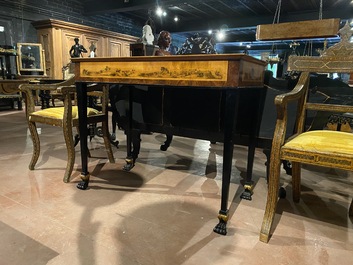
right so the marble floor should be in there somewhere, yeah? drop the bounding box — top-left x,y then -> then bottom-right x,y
0,107 -> 353,265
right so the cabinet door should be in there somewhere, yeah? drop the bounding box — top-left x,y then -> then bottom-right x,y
108,39 -> 124,57
37,28 -> 52,77
122,43 -> 131,57
62,31 -> 81,67
83,35 -> 103,57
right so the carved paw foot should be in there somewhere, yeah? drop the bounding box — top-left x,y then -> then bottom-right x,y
160,144 -> 169,151
240,182 -> 254,200
123,158 -> 135,172
279,187 -> 286,199
240,189 -> 253,200
77,180 -> 89,190
95,126 -> 103,137
213,220 -> 227,235
111,140 -> 119,148
283,160 -> 292,175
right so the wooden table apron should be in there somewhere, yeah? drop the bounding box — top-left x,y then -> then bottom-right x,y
72,54 -> 266,234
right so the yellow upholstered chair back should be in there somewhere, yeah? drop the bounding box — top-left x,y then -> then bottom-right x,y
260,22 -> 353,243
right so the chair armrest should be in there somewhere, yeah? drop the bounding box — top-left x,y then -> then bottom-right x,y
274,72 -> 310,109
57,83 -> 108,113
19,77 -> 76,115
271,72 -> 311,151
57,85 -> 76,95
19,77 -> 75,93
57,83 -> 102,94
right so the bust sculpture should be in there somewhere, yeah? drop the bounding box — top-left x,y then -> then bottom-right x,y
155,31 -> 172,56
142,24 -> 154,45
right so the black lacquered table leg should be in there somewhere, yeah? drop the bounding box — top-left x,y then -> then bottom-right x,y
76,82 -> 90,190
214,89 -> 238,235
123,86 -> 135,171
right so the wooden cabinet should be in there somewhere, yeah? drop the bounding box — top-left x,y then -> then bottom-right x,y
32,19 -> 138,79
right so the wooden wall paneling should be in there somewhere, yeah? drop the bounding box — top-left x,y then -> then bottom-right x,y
100,37 -> 108,57
33,19 -> 139,79
62,30 -> 82,69
52,28 -> 64,79
122,43 -> 131,57
108,39 -> 123,57
83,35 -> 102,57
37,28 -> 52,77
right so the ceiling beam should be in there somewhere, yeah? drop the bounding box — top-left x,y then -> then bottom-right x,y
167,7 -> 352,33
235,0 -> 259,15
83,0 -> 183,14
202,2 -> 228,17
83,0 -> 218,15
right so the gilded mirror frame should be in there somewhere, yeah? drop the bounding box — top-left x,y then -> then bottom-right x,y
16,43 -> 46,76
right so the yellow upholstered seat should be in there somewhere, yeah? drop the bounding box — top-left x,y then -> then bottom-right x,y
260,22 -> 353,243
30,106 -> 99,121
282,130 -> 353,170
20,78 -> 114,183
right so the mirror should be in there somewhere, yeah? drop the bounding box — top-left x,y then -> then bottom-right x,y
16,43 -> 46,76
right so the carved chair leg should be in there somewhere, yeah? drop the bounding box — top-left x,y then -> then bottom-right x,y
102,120 -> 115,163
63,124 -> 75,183
28,121 -> 40,170
291,162 -> 301,203
260,157 -> 281,243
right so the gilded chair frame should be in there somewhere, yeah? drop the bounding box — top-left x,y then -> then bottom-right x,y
20,77 -> 115,182
260,22 -> 353,243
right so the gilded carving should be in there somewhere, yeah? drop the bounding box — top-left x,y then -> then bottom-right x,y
282,150 -> 353,169
288,22 -> 353,72
0,47 -> 16,54
317,156 -> 352,166
281,151 -> 315,161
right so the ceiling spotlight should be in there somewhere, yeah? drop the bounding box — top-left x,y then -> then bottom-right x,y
217,31 -> 225,41
174,16 -> 179,22
163,11 -> 167,16
156,7 -> 163,16
208,30 -> 212,35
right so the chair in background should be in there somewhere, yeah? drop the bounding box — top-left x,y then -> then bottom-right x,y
0,79 -> 28,110
20,78 -> 115,183
260,22 -> 353,243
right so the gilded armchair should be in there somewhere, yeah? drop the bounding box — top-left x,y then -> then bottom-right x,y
260,22 -> 353,243
20,77 -> 115,183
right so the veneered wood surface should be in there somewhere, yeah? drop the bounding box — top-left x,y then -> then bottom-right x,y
256,18 -> 340,40
72,54 -> 266,88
